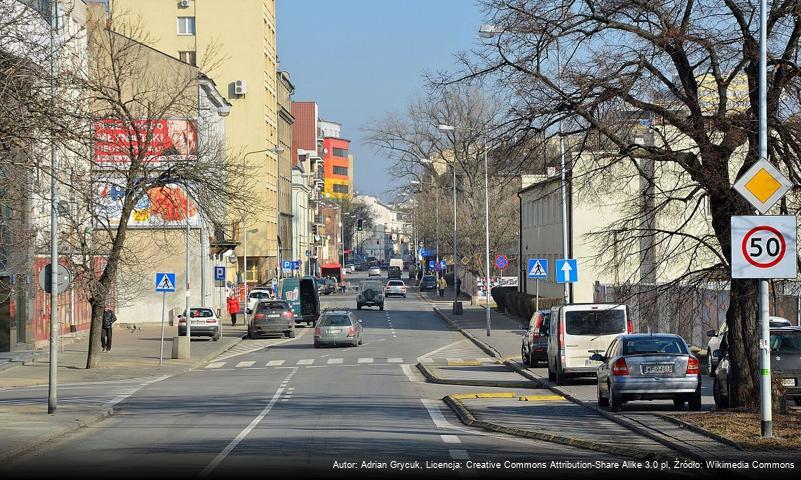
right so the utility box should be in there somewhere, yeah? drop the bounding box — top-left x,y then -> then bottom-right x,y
172,336 -> 189,359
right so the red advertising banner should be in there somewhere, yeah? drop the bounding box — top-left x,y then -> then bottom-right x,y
94,119 -> 198,166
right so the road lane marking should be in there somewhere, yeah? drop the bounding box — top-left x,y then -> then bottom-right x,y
357,357 -> 373,363
446,357 -> 463,363
518,395 -> 563,401
297,359 -> 314,365
387,358 -> 403,363
200,368 -> 296,477
205,362 -> 226,369
420,357 -> 434,364
449,449 -> 470,460
212,328 -> 309,361
235,361 -> 255,368
421,399 -> 451,429
105,375 -> 169,408
327,358 -> 344,364
266,360 -> 285,367
401,364 -> 423,383
440,435 -> 462,444
417,339 -> 469,362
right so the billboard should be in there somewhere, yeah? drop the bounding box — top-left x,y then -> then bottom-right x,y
94,119 -> 198,167
96,180 -> 199,228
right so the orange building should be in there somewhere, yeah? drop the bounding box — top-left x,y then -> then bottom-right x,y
322,136 -> 352,199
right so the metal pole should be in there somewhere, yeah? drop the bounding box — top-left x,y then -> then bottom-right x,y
185,184 -> 191,350
47,1 -> 59,415
452,164 -> 458,304
159,292 -> 166,366
484,143 -> 491,336
758,0 -> 772,438
557,40 -> 570,306
536,279 -> 540,311
435,184 -> 439,269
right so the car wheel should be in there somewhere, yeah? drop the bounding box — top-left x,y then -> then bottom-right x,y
609,384 -> 623,412
554,359 -> 564,385
379,304 -> 384,311
287,329 -> 296,338
521,347 -> 530,366
673,398 -> 687,410
713,376 -> 729,408
597,382 -> 609,407
708,356 -> 717,377
357,304 -> 362,310
688,393 -> 702,411
547,362 -> 556,382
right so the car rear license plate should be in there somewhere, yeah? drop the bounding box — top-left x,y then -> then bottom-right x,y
643,364 -> 674,374
268,314 -> 280,318
781,378 -> 797,387
584,359 -> 600,367
191,321 -> 203,326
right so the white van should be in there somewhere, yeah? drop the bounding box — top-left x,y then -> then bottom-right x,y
547,303 -> 631,384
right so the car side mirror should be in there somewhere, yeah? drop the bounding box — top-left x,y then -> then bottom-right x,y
589,353 -> 605,362
706,329 -> 717,338
712,349 -> 723,359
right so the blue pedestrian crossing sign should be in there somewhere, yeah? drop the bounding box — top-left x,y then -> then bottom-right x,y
555,259 -> 578,283
155,272 -> 176,293
214,266 -> 226,282
527,259 -> 548,279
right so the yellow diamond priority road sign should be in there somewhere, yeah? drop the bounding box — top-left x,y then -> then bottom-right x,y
733,159 -> 793,214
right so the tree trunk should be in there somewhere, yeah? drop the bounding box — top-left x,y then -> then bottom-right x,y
726,278 -> 761,408
85,300 -> 105,369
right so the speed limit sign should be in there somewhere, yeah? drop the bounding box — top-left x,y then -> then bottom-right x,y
731,216 -> 797,279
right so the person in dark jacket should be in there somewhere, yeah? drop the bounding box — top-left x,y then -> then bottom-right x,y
101,308 -> 117,352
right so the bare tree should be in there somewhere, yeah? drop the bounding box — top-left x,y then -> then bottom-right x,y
447,0 -> 801,407
366,86 -> 523,279
334,196 -> 376,254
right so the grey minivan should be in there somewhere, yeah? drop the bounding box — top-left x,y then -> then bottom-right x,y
314,311 -> 363,348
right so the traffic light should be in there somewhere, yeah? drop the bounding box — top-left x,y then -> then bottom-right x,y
357,219 -> 363,231
312,225 -> 319,235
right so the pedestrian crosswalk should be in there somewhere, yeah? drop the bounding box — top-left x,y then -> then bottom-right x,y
203,357 -> 410,369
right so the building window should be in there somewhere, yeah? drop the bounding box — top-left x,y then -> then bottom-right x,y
333,184 -> 349,194
332,147 -> 348,158
177,16 -> 196,35
178,51 -> 196,66
333,166 -> 348,176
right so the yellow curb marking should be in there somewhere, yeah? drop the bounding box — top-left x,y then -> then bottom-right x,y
446,360 -> 481,366
452,392 -> 516,399
518,395 -> 564,401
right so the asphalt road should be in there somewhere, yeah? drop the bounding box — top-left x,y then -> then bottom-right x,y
4,274 -> 684,479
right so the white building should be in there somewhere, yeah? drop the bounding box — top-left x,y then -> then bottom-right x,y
356,195 -> 411,261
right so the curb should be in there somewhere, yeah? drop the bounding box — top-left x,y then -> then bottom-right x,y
442,394 -> 674,462
430,306 -> 707,463
0,406 -> 115,465
653,412 -> 745,451
416,363 -> 540,389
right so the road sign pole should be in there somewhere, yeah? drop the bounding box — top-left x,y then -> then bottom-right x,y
758,0 -> 772,439
159,292 -> 166,366
535,279 -> 539,312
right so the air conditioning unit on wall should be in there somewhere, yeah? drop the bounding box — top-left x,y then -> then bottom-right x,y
234,80 -> 248,96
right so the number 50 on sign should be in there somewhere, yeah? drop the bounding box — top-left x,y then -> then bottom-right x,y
731,216 -> 797,279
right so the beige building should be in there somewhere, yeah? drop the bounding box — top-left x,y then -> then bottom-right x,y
111,0 -> 282,283
277,70 -> 294,271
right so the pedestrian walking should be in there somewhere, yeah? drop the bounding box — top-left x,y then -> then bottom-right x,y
101,307 -> 117,352
437,276 -> 446,297
227,294 -> 240,326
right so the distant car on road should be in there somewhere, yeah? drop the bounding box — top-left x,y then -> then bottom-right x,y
318,278 -> 336,295
419,275 -> 437,292
522,310 -> 550,367
314,310 -> 363,348
246,288 -> 274,314
714,326 -> 801,408
357,280 -> 384,310
248,300 -> 296,339
706,316 -> 792,377
593,333 -> 702,412
344,264 -> 355,273
177,307 -> 221,341
368,266 -> 381,277
384,280 -> 407,298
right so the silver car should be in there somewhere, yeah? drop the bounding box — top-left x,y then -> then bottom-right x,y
314,311 -> 363,348
384,280 -> 407,298
368,266 -> 381,277
593,334 -> 702,412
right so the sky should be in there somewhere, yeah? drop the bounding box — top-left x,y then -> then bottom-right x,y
276,0 -> 484,200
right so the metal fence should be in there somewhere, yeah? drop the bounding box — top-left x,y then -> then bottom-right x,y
593,281 -> 801,348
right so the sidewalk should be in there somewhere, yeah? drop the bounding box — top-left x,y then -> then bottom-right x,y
0,321 -> 246,464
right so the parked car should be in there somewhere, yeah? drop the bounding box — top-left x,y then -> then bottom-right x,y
368,266 -> 381,277
547,303 -> 632,384
248,300 -> 296,339
277,276 -> 320,325
714,326 -> 801,408
314,310 -> 363,348
384,280 -> 407,298
706,316 -> 792,376
522,310 -> 551,367
357,280 -> 384,310
344,264 -> 355,274
246,288 -> 274,314
419,275 -> 437,292
593,334 -> 702,412
318,278 -> 336,296
177,307 -> 221,341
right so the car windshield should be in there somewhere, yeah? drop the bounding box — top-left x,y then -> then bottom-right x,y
249,291 -> 271,299
387,281 -> 404,286
257,301 -> 289,311
622,337 -> 688,355
320,315 -> 352,326
422,276 -> 435,282
770,332 -> 801,352
565,310 -> 626,336
188,308 -> 214,318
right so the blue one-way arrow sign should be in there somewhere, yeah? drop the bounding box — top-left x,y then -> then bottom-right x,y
527,258 -> 548,279
555,259 -> 578,283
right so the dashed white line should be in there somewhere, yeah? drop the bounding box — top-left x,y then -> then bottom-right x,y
297,359 -> 314,365
387,358 -> 403,363
449,449 -> 470,460
235,361 -> 255,368
205,362 -> 225,369
358,357 -> 374,363
441,435 -> 462,444
266,360 -> 285,367
327,358 -> 344,364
